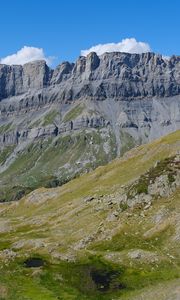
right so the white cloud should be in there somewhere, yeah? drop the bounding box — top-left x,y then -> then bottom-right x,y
81,38 -> 151,56
0,46 -> 53,66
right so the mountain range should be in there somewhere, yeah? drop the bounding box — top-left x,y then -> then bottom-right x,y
0,51 -> 180,201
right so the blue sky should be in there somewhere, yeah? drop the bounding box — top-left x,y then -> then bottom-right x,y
0,0 -> 179,66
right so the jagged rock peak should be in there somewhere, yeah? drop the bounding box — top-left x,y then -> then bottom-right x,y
51,61 -> 74,84
86,52 -> 100,71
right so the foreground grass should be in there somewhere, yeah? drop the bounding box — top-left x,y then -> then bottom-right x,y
0,130 -> 179,299
1,252 -> 179,300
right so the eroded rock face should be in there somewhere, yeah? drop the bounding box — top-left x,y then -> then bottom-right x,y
0,64 -> 23,99
0,52 -> 180,121
51,61 -> 74,84
0,60 -> 52,100
0,52 -> 179,186
0,52 -> 180,102
23,60 -> 52,90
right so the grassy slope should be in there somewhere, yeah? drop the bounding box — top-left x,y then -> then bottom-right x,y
0,130 -> 179,300
0,129 -> 117,201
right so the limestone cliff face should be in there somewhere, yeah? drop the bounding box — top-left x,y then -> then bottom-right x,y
0,52 -> 179,173
0,52 -> 180,102
0,60 -> 52,100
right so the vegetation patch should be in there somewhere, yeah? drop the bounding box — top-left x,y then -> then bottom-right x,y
0,253 -> 179,300
29,118 -> 42,128
0,123 -> 12,134
120,130 -> 136,156
90,224 -> 174,252
0,130 -> 116,201
0,146 -> 15,165
39,256 -> 127,299
42,110 -> 60,126
0,185 -> 33,202
63,103 -> 85,122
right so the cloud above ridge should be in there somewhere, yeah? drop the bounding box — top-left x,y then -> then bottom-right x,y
0,46 -> 53,66
0,39 -> 152,66
81,38 -> 151,56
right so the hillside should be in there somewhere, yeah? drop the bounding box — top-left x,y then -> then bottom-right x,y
0,130 -> 179,300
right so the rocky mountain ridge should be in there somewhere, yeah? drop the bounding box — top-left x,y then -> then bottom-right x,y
0,52 -> 180,103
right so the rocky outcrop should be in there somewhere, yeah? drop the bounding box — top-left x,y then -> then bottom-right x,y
0,60 -> 52,100
89,154 -> 180,214
124,154 -> 180,209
